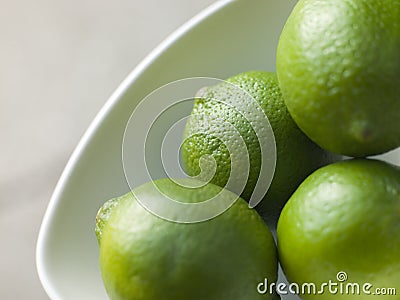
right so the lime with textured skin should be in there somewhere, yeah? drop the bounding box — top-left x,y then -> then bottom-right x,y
277,159 -> 400,299
182,71 -> 338,223
277,0 -> 400,157
98,178 -> 279,300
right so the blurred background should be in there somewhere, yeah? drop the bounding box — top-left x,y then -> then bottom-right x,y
0,0 -> 215,298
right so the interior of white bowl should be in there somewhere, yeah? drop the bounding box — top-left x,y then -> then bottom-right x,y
36,0 -> 400,299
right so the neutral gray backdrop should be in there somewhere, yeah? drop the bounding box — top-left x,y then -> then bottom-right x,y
1,0 -> 215,298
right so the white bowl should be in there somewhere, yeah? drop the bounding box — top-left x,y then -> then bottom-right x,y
36,0 -> 400,299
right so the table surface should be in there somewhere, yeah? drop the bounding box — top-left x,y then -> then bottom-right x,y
0,0 -> 215,298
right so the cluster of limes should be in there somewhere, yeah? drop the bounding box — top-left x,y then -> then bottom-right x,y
96,0 -> 400,299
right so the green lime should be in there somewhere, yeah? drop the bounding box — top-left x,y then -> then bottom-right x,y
95,195 -> 121,243
276,0 -> 400,157
97,178 -> 279,300
181,71 -> 338,223
277,159 -> 400,299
